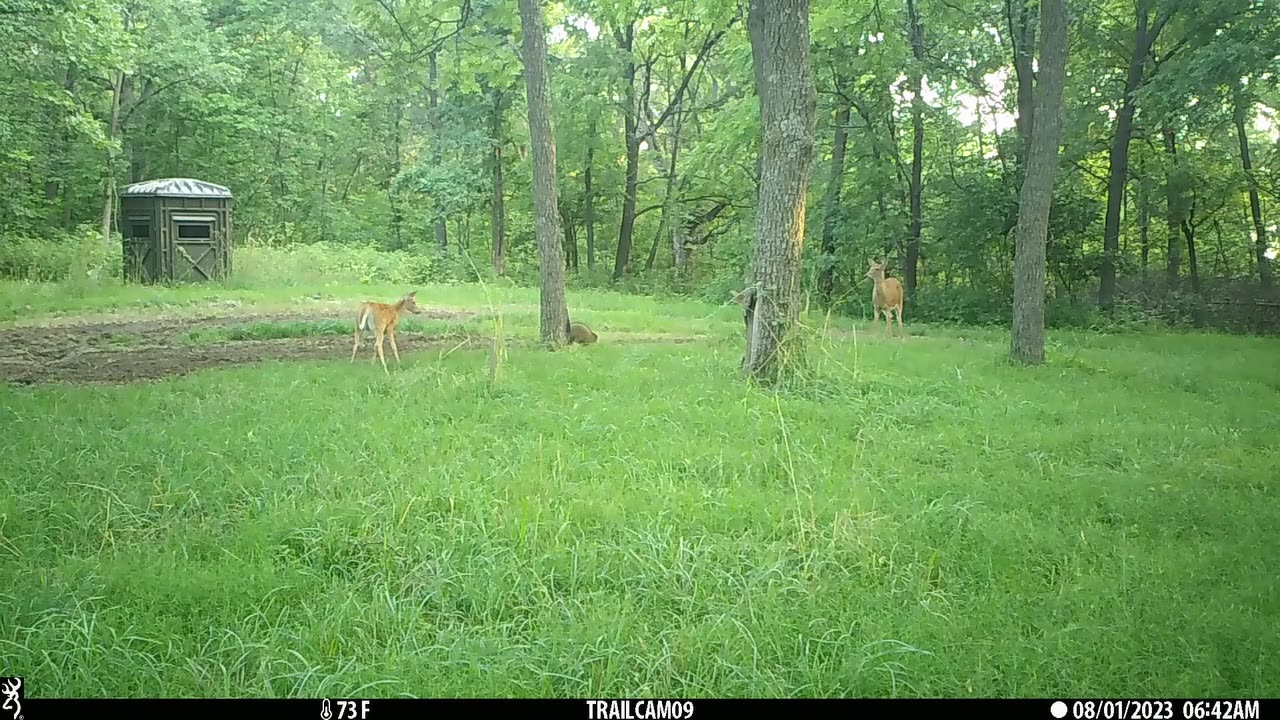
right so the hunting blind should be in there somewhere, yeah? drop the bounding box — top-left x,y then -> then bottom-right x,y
119,178 -> 233,283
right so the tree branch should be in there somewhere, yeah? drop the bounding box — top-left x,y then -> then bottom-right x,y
371,0 -> 472,64
119,76 -> 196,126
648,22 -> 733,133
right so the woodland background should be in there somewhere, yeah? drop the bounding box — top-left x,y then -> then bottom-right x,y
2,0 -> 1278,333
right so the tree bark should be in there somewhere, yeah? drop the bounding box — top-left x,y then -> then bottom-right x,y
817,101 -> 850,307
904,0 -> 926,302
1007,0 -> 1038,175
1010,0 -> 1070,365
1233,82 -> 1272,291
518,0 -> 569,346
1099,0 -> 1162,308
100,70 -> 125,251
490,87 -> 506,275
612,23 -> 639,280
742,0 -> 817,383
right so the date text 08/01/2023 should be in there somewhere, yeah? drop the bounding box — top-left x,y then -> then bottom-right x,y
1054,700 -> 1262,720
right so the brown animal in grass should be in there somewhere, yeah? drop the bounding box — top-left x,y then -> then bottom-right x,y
351,290 -> 423,373
865,259 -> 904,337
566,319 -> 598,344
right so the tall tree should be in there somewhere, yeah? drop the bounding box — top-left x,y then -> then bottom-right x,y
429,50 -> 448,252
1098,0 -> 1168,308
584,139 -> 596,272
1010,0 -> 1071,364
517,0 -> 569,346
611,14 -> 729,280
1163,127 -> 1184,287
99,68 -> 126,253
1232,80 -> 1272,292
489,84 -> 507,275
611,20 -> 640,281
1007,0 -> 1039,175
817,96 -> 850,308
741,0 -> 817,382
903,0 -> 927,302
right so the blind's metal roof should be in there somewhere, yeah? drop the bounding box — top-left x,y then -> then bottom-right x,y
120,178 -> 232,198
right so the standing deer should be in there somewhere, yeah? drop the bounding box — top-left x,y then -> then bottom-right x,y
351,290 -> 423,373
865,258 -> 904,337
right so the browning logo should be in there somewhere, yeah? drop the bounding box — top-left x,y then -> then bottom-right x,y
0,677 -> 21,720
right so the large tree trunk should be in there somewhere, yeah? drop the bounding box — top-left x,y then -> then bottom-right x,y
518,0 -> 569,346
1010,0 -> 1070,365
584,137 -> 596,271
490,87 -> 506,275
1099,0 -> 1161,308
817,100 -> 850,307
612,24 -> 639,280
429,52 -> 448,251
1233,83 -> 1272,291
1162,128 -> 1183,289
742,0 -> 817,383
904,0 -> 926,302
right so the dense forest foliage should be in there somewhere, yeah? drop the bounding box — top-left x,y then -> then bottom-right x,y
2,0 -> 1278,332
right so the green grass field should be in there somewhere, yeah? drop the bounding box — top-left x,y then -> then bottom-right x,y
1,278 -> 1277,698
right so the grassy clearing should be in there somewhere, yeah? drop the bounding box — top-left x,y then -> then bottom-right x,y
0,277 -> 538,324
180,317 -> 473,346
0,276 -> 742,338
1,284 -> 1278,698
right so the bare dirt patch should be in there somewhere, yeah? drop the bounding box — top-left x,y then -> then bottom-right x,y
0,307 -> 711,386
0,306 -> 476,386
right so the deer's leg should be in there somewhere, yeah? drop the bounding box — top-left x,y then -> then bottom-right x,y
389,329 -> 401,366
374,329 -> 389,374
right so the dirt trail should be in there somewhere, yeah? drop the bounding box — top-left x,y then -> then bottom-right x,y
0,307 -> 476,386
0,306 -> 709,386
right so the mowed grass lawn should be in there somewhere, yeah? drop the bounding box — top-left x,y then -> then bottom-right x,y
1,281 -> 1278,697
